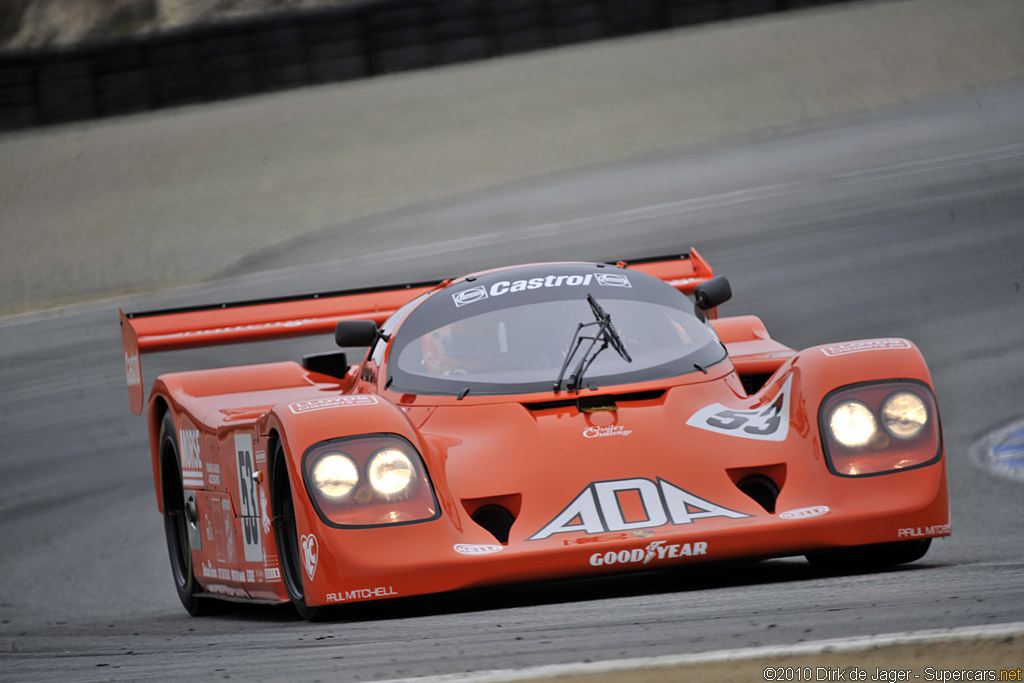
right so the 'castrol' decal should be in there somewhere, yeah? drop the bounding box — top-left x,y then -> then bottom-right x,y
528,477 -> 747,541
686,376 -> 792,442
452,272 -> 631,307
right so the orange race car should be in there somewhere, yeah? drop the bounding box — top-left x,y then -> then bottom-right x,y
120,251 -> 949,620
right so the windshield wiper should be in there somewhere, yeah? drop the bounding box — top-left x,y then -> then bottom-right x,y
553,294 -> 632,394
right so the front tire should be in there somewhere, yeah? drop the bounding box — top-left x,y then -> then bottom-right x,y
159,411 -> 224,616
270,439 -> 330,621
805,539 -> 932,574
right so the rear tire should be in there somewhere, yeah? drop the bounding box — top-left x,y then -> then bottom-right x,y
805,539 -> 931,574
159,411 -> 225,616
270,440 -> 330,621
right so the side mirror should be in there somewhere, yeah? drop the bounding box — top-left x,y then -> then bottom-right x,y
694,276 -> 732,310
335,320 -> 381,347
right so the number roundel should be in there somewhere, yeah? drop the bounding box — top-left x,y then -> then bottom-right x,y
686,377 -> 792,442
234,434 -> 263,562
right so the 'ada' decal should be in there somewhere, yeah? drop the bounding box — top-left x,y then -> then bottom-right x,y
686,376 -> 792,442
528,477 -> 747,541
301,533 -> 318,580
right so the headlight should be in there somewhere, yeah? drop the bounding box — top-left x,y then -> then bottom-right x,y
881,391 -> 928,439
368,448 -> 414,495
302,434 -> 439,528
819,380 -> 942,477
311,453 -> 359,500
829,400 -> 877,447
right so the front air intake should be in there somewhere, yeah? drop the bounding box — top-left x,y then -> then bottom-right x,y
736,474 -> 780,513
463,493 -> 522,544
471,506 -> 515,544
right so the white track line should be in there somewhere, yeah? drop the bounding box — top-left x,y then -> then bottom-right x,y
374,622 -> 1024,683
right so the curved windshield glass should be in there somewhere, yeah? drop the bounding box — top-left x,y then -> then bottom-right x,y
386,265 -> 726,396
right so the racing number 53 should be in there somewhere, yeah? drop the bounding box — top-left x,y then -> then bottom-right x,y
234,433 -> 263,562
705,396 -> 783,436
685,376 -> 792,442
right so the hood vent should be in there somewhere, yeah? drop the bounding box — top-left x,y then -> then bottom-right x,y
523,389 -> 665,413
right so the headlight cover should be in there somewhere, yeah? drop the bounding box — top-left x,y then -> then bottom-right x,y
311,453 -> 360,500
881,391 -> 928,439
368,448 -> 415,495
302,434 -> 438,528
819,380 -> 941,477
828,400 -> 877,448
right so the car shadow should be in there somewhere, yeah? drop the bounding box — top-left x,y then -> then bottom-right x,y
209,556 -> 942,624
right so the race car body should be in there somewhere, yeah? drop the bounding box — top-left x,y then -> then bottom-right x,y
120,250 -> 949,619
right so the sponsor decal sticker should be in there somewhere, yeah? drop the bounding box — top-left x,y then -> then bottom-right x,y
326,586 -> 398,603
667,277 -> 702,288
260,488 -> 271,534
821,339 -> 912,357
288,395 -> 378,414
779,505 -> 830,520
686,376 -> 792,442
179,428 -> 204,488
454,544 -> 504,555
898,523 -> 950,539
595,272 -> 631,288
301,533 -> 318,580
265,567 -> 281,581
563,530 -> 655,546
529,477 -> 748,541
582,424 -> 632,439
125,352 -> 141,387
451,272 -> 632,307
452,285 -> 489,307
207,462 -> 221,486
163,318 -> 322,340
589,540 -> 708,567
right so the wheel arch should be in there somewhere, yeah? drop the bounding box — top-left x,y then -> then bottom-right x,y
148,394 -> 171,513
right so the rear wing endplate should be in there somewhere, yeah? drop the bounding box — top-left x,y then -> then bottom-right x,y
120,249 -> 715,415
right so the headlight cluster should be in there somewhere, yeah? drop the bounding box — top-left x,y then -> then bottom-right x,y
820,381 -> 940,477
303,435 -> 438,528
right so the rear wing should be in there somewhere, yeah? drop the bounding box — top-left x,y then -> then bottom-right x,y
120,249 -> 716,414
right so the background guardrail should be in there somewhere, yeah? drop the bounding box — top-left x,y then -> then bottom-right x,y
0,0 -> 855,131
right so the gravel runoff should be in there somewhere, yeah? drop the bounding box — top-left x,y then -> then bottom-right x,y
511,635 -> 1024,683
1,0 -> 1023,316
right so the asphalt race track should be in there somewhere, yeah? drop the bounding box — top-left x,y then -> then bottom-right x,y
1,75 -> 1023,681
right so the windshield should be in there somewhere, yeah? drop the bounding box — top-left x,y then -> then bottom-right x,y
386,265 -> 727,396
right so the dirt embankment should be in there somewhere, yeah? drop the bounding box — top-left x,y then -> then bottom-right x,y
0,0 -> 354,50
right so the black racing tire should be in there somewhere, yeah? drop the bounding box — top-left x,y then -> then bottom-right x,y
159,411 -> 225,615
270,439 -> 331,621
805,539 -> 932,574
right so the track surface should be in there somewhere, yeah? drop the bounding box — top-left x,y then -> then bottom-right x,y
3,0 -> 1023,315
1,78 -> 1023,681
